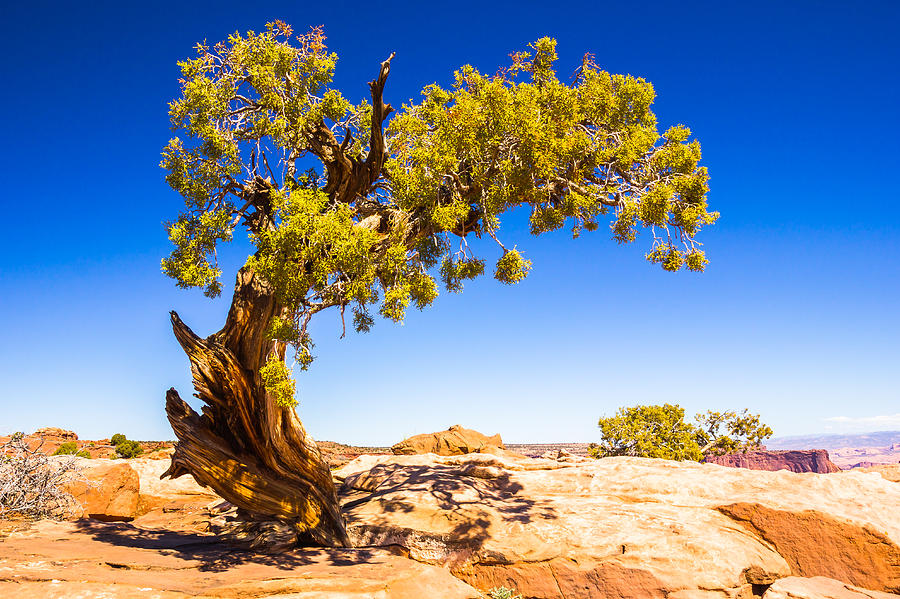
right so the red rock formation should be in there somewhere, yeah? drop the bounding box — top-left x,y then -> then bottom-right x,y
704,449 -> 841,473
718,503 -> 900,593
63,462 -> 141,522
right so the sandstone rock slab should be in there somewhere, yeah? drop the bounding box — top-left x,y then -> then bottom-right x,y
0,519 -> 481,599
763,576 -> 900,599
335,454 -> 900,598
857,464 -> 900,483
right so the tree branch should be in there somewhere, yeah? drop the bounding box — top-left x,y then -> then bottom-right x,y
365,52 -> 396,183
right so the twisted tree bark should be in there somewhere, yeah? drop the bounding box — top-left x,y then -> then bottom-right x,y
162,267 -> 350,549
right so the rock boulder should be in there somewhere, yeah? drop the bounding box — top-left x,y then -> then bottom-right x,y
391,424 -> 505,456
63,461 -> 140,521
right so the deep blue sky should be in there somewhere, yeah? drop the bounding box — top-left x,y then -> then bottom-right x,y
1,1 -> 897,444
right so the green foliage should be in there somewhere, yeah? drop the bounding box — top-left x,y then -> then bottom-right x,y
115,440 -> 143,459
49,443 -> 90,459
488,587 -> 522,599
695,409 -> 774,456
52,442 -> 79,456
440,256 -> 485,292
592,404 -> 772,461
260,353 -> 298,406
110,434 -> 126,446
592,404 -> 702,461
494,249 -> 532,284
162,24 -> 717,407
386,41 -> 716,268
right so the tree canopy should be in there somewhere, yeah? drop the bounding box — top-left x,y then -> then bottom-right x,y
590,404 -> 773,461
161,22 -> 717,402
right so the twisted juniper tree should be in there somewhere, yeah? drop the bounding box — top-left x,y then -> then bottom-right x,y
160,22 -> 717,548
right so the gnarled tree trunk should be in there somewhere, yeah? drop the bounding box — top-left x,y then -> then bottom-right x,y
162,267 -> 349,549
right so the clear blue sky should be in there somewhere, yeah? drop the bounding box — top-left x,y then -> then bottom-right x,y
1,1 -> 897,444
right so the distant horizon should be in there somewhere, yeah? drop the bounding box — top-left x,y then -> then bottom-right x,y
4,425 -> 900,449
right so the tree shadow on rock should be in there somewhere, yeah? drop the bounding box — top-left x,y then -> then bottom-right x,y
70,517 -> 380,572
341,462 -> 559,558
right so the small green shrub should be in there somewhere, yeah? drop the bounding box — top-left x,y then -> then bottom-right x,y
53,442 -> 79,456
115,440 -> 143,459
488,587 -> 522,599
75,450 -> 91,459
110,433 -> 126,446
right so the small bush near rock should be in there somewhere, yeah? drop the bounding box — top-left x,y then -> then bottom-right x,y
108,433 -> 143,459
115,439 -> 142,459
52,442 -> 91,459
0,432 -> 83,519
53,442 -> 79,456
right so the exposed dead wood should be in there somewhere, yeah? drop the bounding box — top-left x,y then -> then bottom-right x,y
162,267 -> 350,548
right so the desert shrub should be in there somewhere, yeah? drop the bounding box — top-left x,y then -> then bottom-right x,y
592,403 -> 772,461
694,409 -> 774,456
115,439 -> 143,459
110,433 -> 126,446
592,403 -> 703,461
75,450 -> 91,459
52,442 -> 79,456
488,587 -> 522,599
0,433 -> 83,519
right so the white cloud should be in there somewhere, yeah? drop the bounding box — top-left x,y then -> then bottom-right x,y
823,413 -> 900,429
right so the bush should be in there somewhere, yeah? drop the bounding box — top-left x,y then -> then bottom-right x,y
1,433 -> 83,519
115,440 -> 143,459
592,403 -> 703,461
694,409 -> 774,456
109,433 -> 143,459
592,403 -> 772,461
52,442 -> 79,456
52,443 -> 91,459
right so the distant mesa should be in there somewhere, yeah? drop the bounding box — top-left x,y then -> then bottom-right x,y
704,449 -> 841,474
767,431 -> 900,470
767,431 -> 900,451
0,428 -> 174,460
